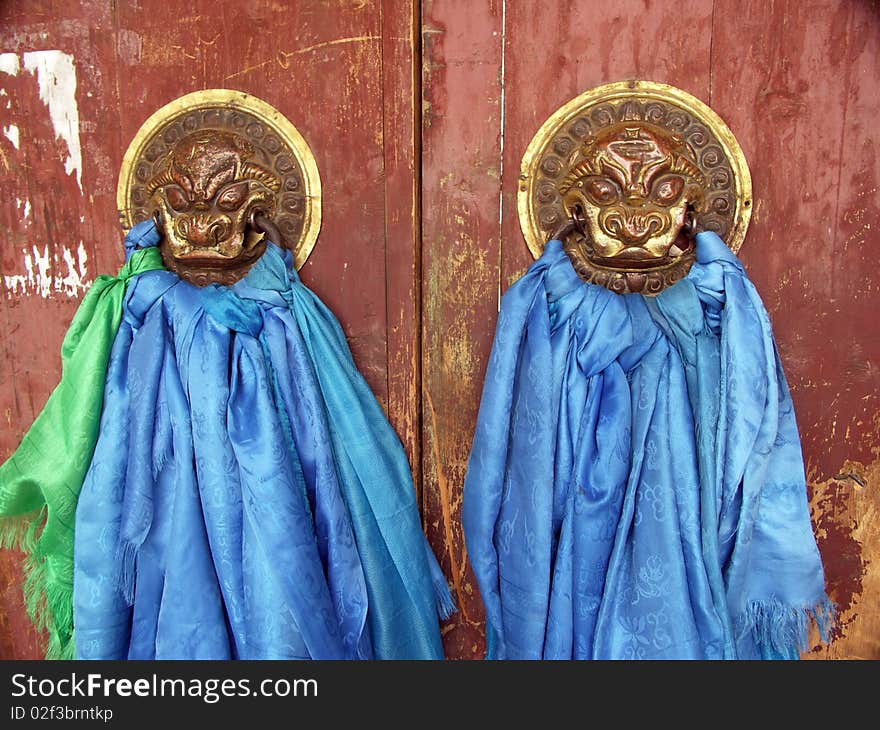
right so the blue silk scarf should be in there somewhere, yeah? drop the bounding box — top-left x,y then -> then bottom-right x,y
462,232 -> 831,660
74,229 -> 452,660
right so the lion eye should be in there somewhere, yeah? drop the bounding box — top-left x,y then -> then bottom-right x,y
584,177 -> 620,206
215,181 -> 249,212
651,175 -> 684,204
164,185 -> 190,212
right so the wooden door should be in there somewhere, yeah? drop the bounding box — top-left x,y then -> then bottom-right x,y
0,0 -> 422,658
1,0 -> 877,660
420,0 -> 880,660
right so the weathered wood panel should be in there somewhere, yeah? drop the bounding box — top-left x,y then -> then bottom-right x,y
0,0 -> 123,662
0,0 -> 420,659
420,0 -> 503,659
421,0 -> 880,659
709,0 -> 880,659
1,0 -> 877,661
383,0 -> 423,495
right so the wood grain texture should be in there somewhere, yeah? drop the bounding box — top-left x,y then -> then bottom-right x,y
422,0 -> 880,659
382,0 -> 423,495
707,0 -> 880,659
419,0 -> 504,659
0,0 -> 420,659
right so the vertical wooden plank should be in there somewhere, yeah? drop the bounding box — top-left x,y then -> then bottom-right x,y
382,0 -> 422,486
0,0 -> 121,660
420,0 -> 503,659
0,0 -> 417,658
711,0 -> 880,659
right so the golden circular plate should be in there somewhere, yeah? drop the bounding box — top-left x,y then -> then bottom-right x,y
117,89 -> 321,270
518,80 -> 752,260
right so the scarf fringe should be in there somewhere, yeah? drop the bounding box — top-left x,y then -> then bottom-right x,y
151,400 -> 173,481
432,572 -> 457,621
0,508 -> 75,659
738,595 -> 836,659
0,510 -> 41,553
46,630 -> 76,660
151,441 -> 172,482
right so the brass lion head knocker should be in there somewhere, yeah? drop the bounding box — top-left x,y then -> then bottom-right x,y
148,130 -> 280,282
118,90 -> 321,286
521,81 -> 751,295
560,123 -> 704,270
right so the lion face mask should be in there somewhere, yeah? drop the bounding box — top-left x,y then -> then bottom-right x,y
148,130 -> 280,285
560,123 -> 704,277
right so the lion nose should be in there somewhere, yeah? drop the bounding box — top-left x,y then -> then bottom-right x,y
175,215 -> 232,246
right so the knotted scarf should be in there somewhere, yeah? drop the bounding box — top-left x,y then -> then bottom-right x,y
72,237 -> 452,659
462,231 -> 831,660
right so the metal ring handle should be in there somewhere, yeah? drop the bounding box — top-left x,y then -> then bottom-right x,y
248,209 -> 284,247
549,203 -> 588,243
682,203 -> 701,238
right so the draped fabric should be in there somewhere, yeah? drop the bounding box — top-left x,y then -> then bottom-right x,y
462,232 -> 831,660
73,235 -> 452,660
0,220 -> 164,659
3,221 -> 451,659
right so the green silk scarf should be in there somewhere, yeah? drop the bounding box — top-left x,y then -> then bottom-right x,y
0,247 -> 164,659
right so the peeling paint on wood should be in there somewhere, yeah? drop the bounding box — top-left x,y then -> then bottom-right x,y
420,0 -> 505,659
3,242 -> 89,298
806,456 -> 878,658
382,0 -> 423,488
0,0 -> 877,661
423,0 -> 880,660
22,50 -> 83,191
0,0 -> 418,659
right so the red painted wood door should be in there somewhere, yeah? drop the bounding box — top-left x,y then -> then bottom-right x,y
1,0 -> 878,660
0,0 -> 421,659
421,0 -> 880,660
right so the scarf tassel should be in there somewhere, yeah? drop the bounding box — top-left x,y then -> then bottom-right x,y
739,595 -> 836,659
422,539 -> 456,621
1,508 -> 75,659
116,539 -> 140,607
433,573 -> 457,621
0,510 -> 41,553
